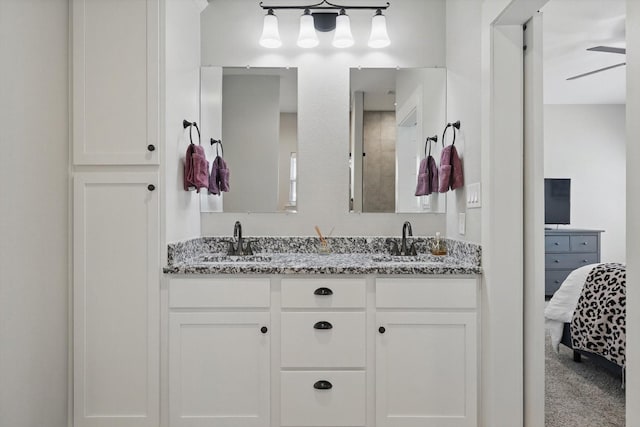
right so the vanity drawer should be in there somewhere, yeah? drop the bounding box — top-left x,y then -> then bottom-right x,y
281,278 -> 366,308
545,235 -> 570,252
376,278 -> 477,309
169,278 -> 270,308
545,253 -> 599,270
570,235 -> 598,252
280,371 -> 366,427
281,312 -> 365,368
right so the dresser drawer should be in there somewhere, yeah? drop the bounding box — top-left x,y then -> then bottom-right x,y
280,371 -> 366,426
281,312 -> 365,368
545,235 -> 570,252
376,278 -> 477,309
570,235 -> 598,252
545,253 -> 599,270
545,269 -> 572,295
281,278 -> 366,308
169,278 -> 270,308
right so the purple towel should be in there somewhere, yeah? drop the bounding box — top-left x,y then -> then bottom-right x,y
184,144 -> 209,193
415,155 -> 439,196
438,145 -> 464,193
209,155 -> 230,195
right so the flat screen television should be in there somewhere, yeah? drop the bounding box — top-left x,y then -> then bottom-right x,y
545,178 -> 571,225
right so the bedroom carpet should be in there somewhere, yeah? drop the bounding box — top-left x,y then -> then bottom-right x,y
545,334 -> 625,427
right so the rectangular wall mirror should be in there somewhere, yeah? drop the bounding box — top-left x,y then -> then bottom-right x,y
349,67 -> 447,214
200,66 -> 298,213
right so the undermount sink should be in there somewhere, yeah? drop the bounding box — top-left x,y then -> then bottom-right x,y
371,254 -> 445,263
199,254 -> 272,263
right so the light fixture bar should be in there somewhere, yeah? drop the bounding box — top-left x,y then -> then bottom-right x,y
259,0 -> 389,11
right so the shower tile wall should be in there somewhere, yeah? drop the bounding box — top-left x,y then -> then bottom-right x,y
363,111 -> 396,212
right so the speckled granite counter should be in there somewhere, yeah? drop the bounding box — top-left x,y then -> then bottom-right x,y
164,237 -> 481,275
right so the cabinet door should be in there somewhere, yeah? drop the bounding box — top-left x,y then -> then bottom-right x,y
73,172 -> 159,427
73,0 -> 159,165
169,312 -> 270,427
376,312 -> 477,427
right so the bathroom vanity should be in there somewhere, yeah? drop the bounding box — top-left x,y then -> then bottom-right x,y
163,237 -> 481,427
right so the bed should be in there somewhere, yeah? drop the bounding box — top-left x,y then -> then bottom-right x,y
545,262 -> 626,378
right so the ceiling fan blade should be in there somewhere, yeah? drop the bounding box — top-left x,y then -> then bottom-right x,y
587,46 -> 626,55
566,62 -> 626,81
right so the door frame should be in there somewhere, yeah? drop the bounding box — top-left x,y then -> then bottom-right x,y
484,0 -> 639,426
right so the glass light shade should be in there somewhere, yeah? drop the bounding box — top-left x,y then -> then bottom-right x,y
332,11 -> 354,48
368,12 -> 390,48
297,11 -> 319,48
259,11 -> 282,48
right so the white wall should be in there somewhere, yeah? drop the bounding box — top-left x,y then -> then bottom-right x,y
200,0 -> 450,237
0,1 -> 69,426
164,0 -> 203,244
544,104 -> 626,263
445,0 -> 483,243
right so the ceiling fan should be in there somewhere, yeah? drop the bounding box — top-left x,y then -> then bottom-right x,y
566,46 -> 626,81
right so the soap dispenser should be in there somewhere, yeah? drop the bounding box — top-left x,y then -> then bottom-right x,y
430,232 -> 447,256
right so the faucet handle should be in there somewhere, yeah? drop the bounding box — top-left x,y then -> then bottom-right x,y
226,241 -> 236,256
243,240 -> 254,256
409,242 -> 418,256
386,239 -> 400,256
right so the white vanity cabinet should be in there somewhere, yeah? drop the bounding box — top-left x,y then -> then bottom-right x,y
375,278 -> 479,427
280,278 -> 367,427
168,278 -> 271,427
165,275 -> 479,427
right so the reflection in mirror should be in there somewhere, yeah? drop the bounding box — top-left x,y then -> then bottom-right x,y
200,67 -> 298,213
349,68 -> 446,213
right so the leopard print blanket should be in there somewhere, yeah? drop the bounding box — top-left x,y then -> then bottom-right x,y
571,263 -> 626,367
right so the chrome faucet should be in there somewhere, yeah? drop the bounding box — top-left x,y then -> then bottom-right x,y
227,221 -> 253,255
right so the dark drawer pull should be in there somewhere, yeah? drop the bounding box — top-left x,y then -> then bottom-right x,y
581,242 -> 588,245
147,184 -> 156,191
314,287 -> 333,296
554,242 -> 559,246
314,321 -> 333,330
378,326 -> 386,334
313,380 -> 333,390
554,280 -> 560,284
147,144 -> 156,152
554,259 -> 559,263
260,326 -> 268,334
582,259 -> 588,263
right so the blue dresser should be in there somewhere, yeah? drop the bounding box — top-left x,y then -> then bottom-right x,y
545,229 -> 603,297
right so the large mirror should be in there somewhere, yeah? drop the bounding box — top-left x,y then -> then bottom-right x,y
349,68 -> 447,213
200,67 -> 298,213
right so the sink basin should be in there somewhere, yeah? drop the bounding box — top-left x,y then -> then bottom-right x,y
371,254 -> 444,263
199,254 -> 272,263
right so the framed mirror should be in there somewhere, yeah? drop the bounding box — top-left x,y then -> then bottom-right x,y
349,67 -> 447,213
200,66 -> 298,213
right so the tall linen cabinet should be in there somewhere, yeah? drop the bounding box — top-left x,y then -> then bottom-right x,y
72,0 -> 161,426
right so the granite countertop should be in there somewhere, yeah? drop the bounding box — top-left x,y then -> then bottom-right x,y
163,237 -> 482,275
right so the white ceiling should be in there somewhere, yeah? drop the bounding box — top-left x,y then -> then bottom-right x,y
542,0 -> 626,104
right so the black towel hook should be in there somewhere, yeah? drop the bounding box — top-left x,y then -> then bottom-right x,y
183,119 -> 201,145
210,138 -> 224,157
441,120 -> 461,148
424,135 -> 438,157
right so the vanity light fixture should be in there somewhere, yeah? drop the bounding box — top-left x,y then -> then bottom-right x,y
259,9 -> 282,48
297,9 -> 320,48
332,9 -> 354,48
259,0 -> 390,49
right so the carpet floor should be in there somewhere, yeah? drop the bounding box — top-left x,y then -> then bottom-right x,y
545,333 -> 625,427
